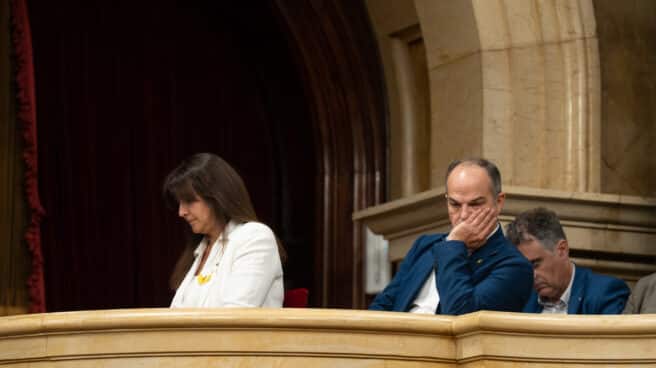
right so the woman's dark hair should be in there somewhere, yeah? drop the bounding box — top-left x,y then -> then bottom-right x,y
163,153 -> 286,290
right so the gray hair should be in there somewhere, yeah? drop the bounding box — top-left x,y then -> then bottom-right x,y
445,158 -> 502,197
505,207 -> 567,251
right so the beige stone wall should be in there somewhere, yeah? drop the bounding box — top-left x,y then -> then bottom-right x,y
359,0 -> 656,279
594,0 -> 656,197
365,1 -> 430,200
367,0 -> 654,198
415,0 -> 602,193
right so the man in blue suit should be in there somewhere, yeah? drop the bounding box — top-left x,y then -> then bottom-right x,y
506,207 -> 629,314
369,158 -> 534,315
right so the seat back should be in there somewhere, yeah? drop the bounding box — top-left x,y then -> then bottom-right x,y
283,288 -> 309,307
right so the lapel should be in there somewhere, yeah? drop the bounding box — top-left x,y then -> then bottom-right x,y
170,237 -> 207,307
197,221 -> 238,307
467,225 -> 504,274
398,236 -> 443,311
567,265 -> 585,314
195,238 -> 215,307
397,227 -> 504,312
523,291 -> 543,313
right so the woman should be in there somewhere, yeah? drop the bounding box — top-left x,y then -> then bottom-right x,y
163,153 -> 285,308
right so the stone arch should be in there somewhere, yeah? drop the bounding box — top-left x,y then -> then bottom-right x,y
415,0 -> 601,192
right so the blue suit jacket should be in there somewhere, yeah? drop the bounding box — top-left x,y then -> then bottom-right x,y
369,226 -> 534,315
523,265 -> 629,314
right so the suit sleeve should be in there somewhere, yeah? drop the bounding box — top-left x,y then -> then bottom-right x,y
434,240 -> 533,315
218,224 -> 282,307
595,277 -> 630,314
624,276 -> 648,314
623,289 -> 637,314
369,236 -> 426,311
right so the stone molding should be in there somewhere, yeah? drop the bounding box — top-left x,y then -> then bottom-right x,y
2,308 -> 656,366
353,186 -> 656,281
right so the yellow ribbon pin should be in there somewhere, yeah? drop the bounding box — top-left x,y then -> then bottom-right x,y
197,274 -> 212,285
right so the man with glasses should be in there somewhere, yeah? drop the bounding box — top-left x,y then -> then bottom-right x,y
369,158 -> 533,315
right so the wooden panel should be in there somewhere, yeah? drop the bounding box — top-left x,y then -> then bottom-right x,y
274,0 -> 387,308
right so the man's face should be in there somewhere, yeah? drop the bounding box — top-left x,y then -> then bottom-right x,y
445,165 -> 504,227
517,237 -> 571,302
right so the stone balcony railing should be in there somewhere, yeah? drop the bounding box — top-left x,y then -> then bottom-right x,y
1,308 -> 656,367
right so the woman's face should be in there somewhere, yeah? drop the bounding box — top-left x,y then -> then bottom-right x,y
177,195 -> 220,238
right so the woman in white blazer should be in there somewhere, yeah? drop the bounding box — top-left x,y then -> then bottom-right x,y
163,153 -> 285,308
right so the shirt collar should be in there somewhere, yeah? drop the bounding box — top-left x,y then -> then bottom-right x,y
486,224 -> 500,241
468,224 -> 504,258
193,238 -> 208,257
560,263 -> 576,304
466,224 -> 500,256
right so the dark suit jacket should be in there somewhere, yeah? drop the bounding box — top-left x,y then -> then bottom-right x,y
369,226 -> 534,315
523,265 -> 629,314
623,272 -> 656,314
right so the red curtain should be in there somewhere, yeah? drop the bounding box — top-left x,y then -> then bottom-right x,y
10,0 -> 46,313
27,0 -> 316,311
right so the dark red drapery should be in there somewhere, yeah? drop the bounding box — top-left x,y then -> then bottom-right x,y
10,0 -> 46,313
28,0 -> 316,311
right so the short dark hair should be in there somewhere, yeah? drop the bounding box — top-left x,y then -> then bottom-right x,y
445,158 -> 502,197
505,207 -> 567,250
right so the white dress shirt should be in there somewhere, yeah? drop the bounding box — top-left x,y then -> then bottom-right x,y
409,270 -> 440,314
170,221 -> 283,308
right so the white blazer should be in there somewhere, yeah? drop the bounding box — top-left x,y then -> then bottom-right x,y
170,221 -> 283,308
